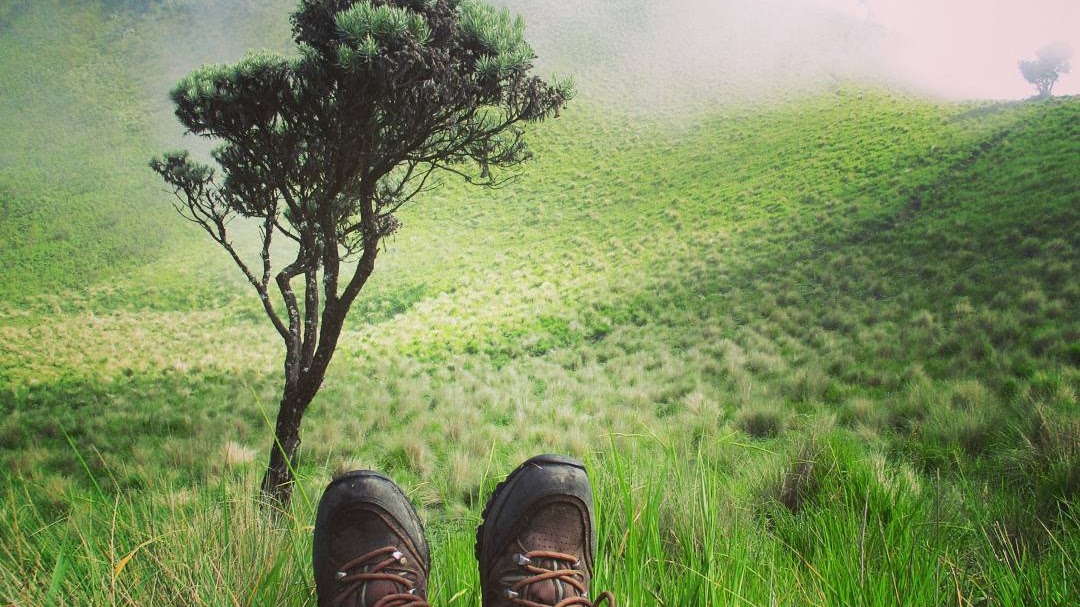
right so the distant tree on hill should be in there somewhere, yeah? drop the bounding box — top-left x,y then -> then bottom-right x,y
1019,42 -> 1072,98
151,0 -> 571,509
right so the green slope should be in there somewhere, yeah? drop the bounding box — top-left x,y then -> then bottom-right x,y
2,91 -> 1076,605
3,90 -> 1076,468
0,0 -> 295,304
0,2 -> 1077,603
0,1 -> 174,300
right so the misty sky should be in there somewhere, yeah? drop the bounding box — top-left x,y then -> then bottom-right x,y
810,0 -> 1080,98
148,0 -> 1080,110
487,0 -> 1079,104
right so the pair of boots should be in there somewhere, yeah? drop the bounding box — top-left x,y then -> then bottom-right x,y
313,454 -> 616,607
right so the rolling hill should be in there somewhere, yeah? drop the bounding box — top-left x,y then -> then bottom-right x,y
0,1 -> 1077,605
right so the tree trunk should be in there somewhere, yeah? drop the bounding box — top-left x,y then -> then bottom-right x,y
260,383 -> 317,510
258,249 -> 371,511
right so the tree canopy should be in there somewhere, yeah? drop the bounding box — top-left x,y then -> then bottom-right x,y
1019,42 -> 1072,98
151,0 -> 572,507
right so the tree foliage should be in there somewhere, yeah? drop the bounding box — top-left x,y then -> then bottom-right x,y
1019,42 -> 1072,98
150,0 -> 571,507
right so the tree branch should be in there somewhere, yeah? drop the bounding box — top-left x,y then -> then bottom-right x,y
276,255 -> 305,383
164,184 -> 290,342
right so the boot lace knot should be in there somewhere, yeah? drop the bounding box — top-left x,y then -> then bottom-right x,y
333,546 -> 430,607
504,550 -> 616,607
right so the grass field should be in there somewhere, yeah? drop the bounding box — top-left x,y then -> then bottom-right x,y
1,1 -> 1078,605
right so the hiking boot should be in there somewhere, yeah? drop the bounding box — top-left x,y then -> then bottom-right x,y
476,454 -> 616,607
313,471 -> 431,607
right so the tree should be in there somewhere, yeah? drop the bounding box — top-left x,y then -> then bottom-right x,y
151,0 -> 571,508
1019,42 -> 1072,98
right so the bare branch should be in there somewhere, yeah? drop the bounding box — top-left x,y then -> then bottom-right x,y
165,184 -> 291,341
276,255 -> 306,376
272,218 -> 301,243
429,162 -> 520,189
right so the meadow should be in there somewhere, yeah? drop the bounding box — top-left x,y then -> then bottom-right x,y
1,1 -> 1077,605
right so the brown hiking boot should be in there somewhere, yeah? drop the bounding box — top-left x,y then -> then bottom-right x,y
313,471 -> 431,607
476,454 -> 616,607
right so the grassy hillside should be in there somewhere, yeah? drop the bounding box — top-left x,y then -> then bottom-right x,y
0,0 -> 294,304
1,2 -> 1078,605
0,1 -> 174,300
2,88 -> 1076,604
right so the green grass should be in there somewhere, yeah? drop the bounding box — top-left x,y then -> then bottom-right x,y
3,435 -> 1076,605
0,0 -> 294,304
0,0 -> 179,300
1,1 -> 1079,605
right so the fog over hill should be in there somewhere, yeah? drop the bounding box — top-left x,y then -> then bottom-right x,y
488,0 -> 890,106
139,0 -> 889,114
136,0 -> 1078,116
488,0 -> 1080,102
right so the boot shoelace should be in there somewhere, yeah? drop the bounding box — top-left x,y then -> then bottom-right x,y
505,550 -> 616,607
333,546 -> 430,607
